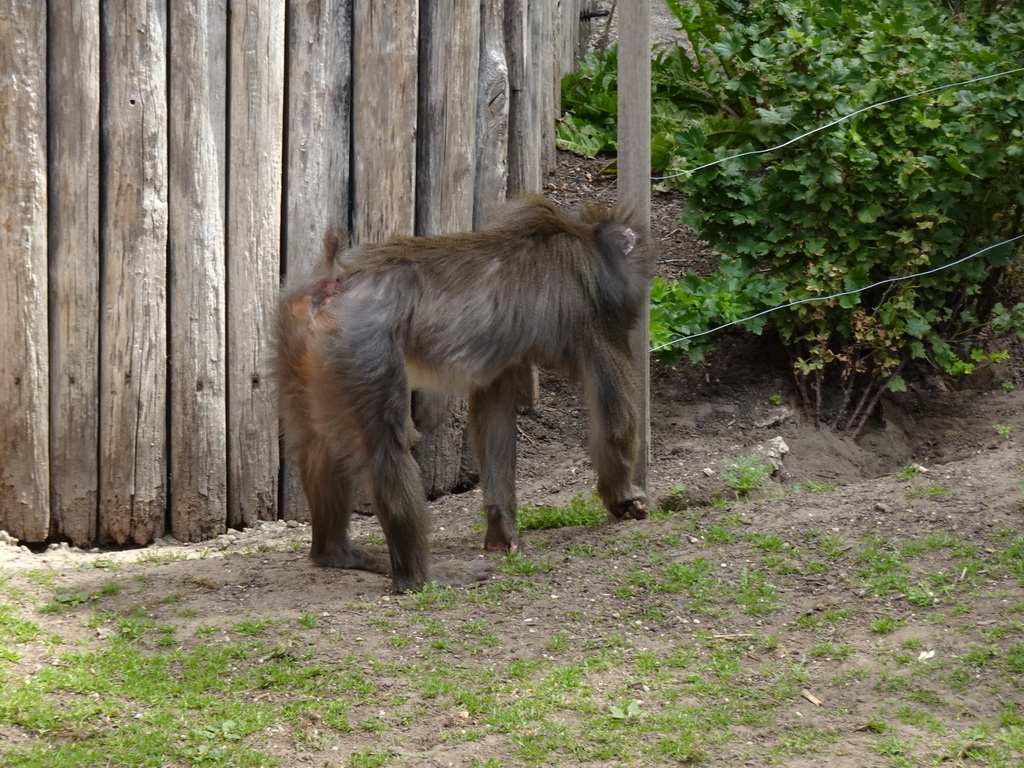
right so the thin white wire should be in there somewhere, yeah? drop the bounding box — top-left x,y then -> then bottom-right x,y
650,65 -> 1024,353
653,66 -> 1024,182
652,234 -> 1024,351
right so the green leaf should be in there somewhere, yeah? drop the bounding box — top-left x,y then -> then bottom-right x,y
857,204 -> 884,223
887,375 -> 908,393
944,154 -> 972,175
903,315 -> 930,339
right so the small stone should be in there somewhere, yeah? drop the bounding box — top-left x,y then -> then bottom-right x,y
754,406 -> 792,428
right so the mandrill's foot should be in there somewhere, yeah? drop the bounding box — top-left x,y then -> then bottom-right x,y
310,544 -> 391,574
609,496 -> 649,521
393,559 -> 493,593
483,504 -> 519,554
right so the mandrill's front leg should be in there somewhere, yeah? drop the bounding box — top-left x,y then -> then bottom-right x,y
585,344 -> 649,524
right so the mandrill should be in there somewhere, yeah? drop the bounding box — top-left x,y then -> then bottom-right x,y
271,195 -> 652,592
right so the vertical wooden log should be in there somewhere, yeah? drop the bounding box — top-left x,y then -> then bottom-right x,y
0,1 -> 49,543
577,0 -> 593,64
227,1 -> 284,528
617,0 -> 651,492
413,0 -> 481,497
352,0 -> 418,243
417,0 -> 479,235
557,0 -> 580,74
99,0 -> 169,546
48,3 -> 100,547
474,0 -> 509,227
535,0 -> 556,173
504,0 -> 541,194
283,0 -> 354,521
169,0 -> 228,541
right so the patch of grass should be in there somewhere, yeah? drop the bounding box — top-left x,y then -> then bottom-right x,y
231,617 -> 275,636
997,536 -> 1024,584
747,532 -> 788,553
814,532 -> 847,559
810,642 -> 855,659
705,524 -> 738,544
622,557 -> 722,617
134,550 -> 195,565
906,483 -> 953,499
732,569 -> 782,616
769,725 -> 842,758
0,636 -> 358,767
793,606 -> 851,629
405,582 -> 459,611
721,453 -> 773,496
517,495 -> 607,531
871,615 -> 909,634
893,463 -> 927,480
499,552 -> 552,577
40,579 -> 125,614
896,704 -> 945,733
348,748 -> 392,767
0,604 -> 40,645
41,589 -> 91,612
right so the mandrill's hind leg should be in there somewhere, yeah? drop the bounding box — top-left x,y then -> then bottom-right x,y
298,438 -> 389,574
343,339 -> 491,592
470,368 -> 522,553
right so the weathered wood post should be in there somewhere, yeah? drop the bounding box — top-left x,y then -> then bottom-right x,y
475,0 -> 510,227
352,1 -> 418,245
0,1 -> 50,542
48,2 -> 100,546
617,0 -> 652,492
169,0 -> 228,541
227,1 -> 284,530
99,0 -> 169,546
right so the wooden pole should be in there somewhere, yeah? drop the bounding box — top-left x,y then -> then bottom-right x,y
48,1 -> 100,546
474,0 -> 510,226
169,0 -> 228,542
617,0 -> 651,492
352,0 -> 418,244
0,1 -> 50,542
227,1 -> 285,529
99,0 -> 169,546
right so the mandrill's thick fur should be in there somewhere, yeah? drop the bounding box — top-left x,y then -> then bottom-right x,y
272,194 -> 653,592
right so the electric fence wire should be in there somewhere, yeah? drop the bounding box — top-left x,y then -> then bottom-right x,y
650,65 -> 1024,352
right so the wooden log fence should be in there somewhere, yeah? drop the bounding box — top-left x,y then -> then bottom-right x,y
1,0 -> 597,547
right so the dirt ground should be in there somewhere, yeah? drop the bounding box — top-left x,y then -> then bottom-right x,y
3,149 -> 1023,767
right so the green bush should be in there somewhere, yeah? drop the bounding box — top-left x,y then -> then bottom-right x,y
561,0 -> 1024,431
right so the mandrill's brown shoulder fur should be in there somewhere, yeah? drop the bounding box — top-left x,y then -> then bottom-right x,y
329,194 -> 651,330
